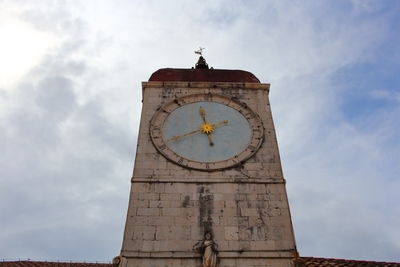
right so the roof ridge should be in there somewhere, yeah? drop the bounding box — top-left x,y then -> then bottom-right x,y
1,260 -> 111,263
300,256 -> 400,264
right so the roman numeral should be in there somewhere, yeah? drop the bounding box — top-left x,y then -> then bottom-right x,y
203,93 -> 212,101
173,99 -> 182,106
248,145 -> 256,151
245,113 -> 254,119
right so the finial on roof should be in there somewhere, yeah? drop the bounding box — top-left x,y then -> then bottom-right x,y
194,47 -> 209,69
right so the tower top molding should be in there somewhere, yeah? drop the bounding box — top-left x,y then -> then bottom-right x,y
149,68 -> 260,83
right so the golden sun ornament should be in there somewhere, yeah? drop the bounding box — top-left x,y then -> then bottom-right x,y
200,122 -> 214,134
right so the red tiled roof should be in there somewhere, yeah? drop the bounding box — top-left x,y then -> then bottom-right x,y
148,68 -> 260,83
0,261 -> 111,267
3,257 -> 400,267
296,257 -> 400,266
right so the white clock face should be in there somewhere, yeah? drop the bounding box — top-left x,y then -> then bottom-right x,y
162,101 -> 252,162
150,94 -> 264,171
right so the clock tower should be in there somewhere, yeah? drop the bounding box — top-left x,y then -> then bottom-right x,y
117,56 -> 297,267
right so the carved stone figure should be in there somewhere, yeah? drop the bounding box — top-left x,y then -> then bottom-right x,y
112,255 -> 121,267
193,231 -> 218,267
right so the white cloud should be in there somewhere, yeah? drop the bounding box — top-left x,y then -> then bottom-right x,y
369,89 -> 400,102
0,0 -> 399,263
0,12 -> 57,89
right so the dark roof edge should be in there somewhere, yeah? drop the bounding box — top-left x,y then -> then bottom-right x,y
2,257 -> 400,267
296,256 -> 400,266
148,68 -> 260,83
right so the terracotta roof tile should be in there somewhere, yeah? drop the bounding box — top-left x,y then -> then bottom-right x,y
296,257 -> 400,267
0,261 -> 111,267
2,257 -> 400,267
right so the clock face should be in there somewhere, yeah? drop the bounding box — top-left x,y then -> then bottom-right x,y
163,101 -> 251,162
150,94 -> 264,171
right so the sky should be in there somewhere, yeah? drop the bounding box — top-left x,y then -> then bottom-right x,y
0,0 -> 399,263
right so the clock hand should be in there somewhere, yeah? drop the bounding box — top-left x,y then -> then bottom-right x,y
167,129 -> 201,141
166,121 -> 228,142
199,106 -> 214,146
212,120 -> 228,127
199,106 -> 207,123
206,133 -> 214,146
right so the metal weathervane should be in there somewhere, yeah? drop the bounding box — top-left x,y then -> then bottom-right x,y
195,47 -> 205,56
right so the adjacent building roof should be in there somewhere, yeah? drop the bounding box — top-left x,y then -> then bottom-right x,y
0,262 -> 111,267
3,258 -> 400,267
296,257 -> 400,266
149,68 -> 260,83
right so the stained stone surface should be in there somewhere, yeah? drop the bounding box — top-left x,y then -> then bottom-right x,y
119,81 -> 297,267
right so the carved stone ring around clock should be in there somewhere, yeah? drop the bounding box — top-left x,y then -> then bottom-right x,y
167,120 -> 228,142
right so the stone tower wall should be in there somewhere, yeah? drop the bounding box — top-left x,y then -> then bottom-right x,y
120,82 -> 297,267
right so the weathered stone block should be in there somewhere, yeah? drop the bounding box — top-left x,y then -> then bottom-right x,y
132,225 -> 155,240
240,208 -> 259,217
225,226 -> 239,240
137,207 -> 159,216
